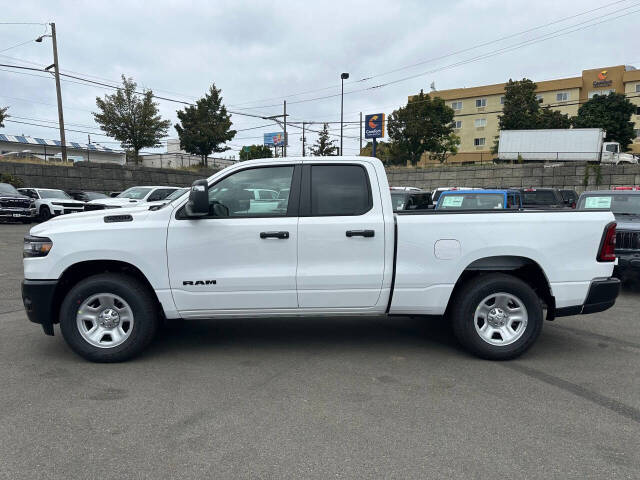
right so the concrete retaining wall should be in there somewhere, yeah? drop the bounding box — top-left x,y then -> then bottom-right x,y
0,161 -> 217,192
385,162 -> 640,192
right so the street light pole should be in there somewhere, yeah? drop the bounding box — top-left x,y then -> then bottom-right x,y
37,23 -> 67,163
340,72 -> 349,156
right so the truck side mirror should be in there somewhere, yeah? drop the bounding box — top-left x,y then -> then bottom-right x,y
184,179 -> 209,217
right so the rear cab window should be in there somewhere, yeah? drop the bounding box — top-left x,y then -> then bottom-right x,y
307,164 -> 372,216
438,193 -> 505,210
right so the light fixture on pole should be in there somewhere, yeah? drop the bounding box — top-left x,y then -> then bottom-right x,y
340,72 -> 349,156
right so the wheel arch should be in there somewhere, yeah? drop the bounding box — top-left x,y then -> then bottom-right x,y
51,260 -> 162,326
445,255 -> 555,319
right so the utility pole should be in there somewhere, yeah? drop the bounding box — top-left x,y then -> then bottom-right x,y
302,122 -> 306,157
359,112 -> 362,153
87,134 -> 91,162
50,23 -> 67,163
283,100 -> 287,157
340,73 -> 349,156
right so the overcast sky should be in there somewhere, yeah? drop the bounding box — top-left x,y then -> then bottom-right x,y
0,0 -> 637,158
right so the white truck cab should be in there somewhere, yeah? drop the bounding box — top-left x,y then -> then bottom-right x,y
21,157 -> 620,362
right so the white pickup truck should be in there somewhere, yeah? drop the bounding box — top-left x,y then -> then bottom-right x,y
21,157 -> 620,362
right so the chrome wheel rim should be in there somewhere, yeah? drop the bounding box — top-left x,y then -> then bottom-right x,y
474,292 -> 528,346
76,293 -> 134,348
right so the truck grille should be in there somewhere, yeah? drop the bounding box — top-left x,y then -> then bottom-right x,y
52,202 -> 83,208
616,230 -> 640,251
0,197 -> 31,208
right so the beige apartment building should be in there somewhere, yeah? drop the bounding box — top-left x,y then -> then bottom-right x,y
411,65 -> 640,165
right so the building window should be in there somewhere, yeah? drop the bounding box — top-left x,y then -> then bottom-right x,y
636,84 -> 640,93
474,118 -> 487,128
556,92 -> 569,102
635,129 -> 640,140
453,120 -> 462,129
451,101 -> 463,110
474,138 -> 486,147
475,98 -> 487,108
500,96 -> 505,105
536,94 -> 544,103
588,89 -> 615,99
636,106 -> 640,116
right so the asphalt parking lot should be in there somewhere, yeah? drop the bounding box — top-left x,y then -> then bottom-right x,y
0,223 -> 639,479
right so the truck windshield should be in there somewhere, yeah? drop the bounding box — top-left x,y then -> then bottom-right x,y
118,187 -> 152,199
0,183 -> 19,194
39,190 -> 72,199
579,194 -> 640,215
439,193 -> 505,209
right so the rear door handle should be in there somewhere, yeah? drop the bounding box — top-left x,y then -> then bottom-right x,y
346,230 -> 375,238
260,231 -> 289,239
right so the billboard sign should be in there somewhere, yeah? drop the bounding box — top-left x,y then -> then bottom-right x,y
263,132 -> 286,146
365,113 -> 385,139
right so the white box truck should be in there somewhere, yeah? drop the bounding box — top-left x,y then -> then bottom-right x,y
497,128 -> 637,164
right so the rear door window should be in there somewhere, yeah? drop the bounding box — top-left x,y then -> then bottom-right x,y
310,165 -> 372,216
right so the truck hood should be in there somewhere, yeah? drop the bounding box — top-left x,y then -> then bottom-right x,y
87,197 -> 145,207
0,192 -> 30,200
29,204 -> 153,237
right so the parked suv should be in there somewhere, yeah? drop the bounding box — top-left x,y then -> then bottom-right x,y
578,190 -> 640,280
86,186 -> 180,210
0,183 -> 35,223
18,188 -> 85,221
65,190 -> 110,202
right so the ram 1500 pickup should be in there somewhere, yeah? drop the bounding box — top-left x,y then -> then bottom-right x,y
21,157 -> 620,362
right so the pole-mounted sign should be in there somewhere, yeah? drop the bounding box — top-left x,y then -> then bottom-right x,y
364,113 -> 385,157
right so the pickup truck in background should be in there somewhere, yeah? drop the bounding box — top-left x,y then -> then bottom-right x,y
578,190 -> 640,281
21,157 -> 620,362
0,182 -> 35,223
519,188 -> 571,209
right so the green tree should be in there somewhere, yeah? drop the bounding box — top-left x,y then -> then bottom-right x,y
498,78 -> 541,131
310,123 -> 338,156
239,144 -> 273,161
359,140 -> 403,165
0,106 -> 7,128
537,106 -> 571,129
94,76 -> 170,163
386,90 -> 459,165
175,83 -> 236,167
572,92 -> 636,150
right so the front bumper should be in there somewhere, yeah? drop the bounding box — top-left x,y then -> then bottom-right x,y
0,208 -> 36,218
21,279 -> 58,336
555,277 -> 621,318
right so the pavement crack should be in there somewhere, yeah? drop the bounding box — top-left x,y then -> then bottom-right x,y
550,324 -> 640,350
505,362 -> 640,424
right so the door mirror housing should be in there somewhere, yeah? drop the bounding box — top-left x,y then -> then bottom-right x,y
184,179 -> 209,217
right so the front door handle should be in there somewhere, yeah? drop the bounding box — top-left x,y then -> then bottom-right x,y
346,230 -> 375,238
260,231 -> 289,239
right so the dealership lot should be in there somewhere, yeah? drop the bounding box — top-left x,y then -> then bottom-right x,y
0,223 -> 639,478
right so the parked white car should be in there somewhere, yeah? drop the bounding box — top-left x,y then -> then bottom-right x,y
87,186 -> 180,209
22,156 -> 619,362
17,188 -> 85,221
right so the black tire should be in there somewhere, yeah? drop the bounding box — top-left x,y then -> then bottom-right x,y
39,205 -> 51,222
59,273 -> 159,362
450,273 -> 543,360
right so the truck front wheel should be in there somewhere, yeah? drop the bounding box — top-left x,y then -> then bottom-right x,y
451,273 -> 543,360
59,273 -> 158,362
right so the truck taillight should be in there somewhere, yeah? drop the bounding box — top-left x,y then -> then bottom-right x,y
597,222 -> 616,262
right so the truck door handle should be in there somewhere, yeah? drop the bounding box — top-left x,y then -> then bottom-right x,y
346,230 -> 375,238
260,231 -> 289,239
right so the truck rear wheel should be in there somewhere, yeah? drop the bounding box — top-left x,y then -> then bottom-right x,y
451,273 -> 543,360
59,273 -> 158,362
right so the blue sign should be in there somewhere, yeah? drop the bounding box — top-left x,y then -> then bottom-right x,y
263,132 -> 286,146
365,113 -> 385,139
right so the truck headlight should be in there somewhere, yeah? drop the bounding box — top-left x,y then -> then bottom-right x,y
23,235 -> 53,258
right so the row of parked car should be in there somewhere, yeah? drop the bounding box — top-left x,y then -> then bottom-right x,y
391,185 -> 640,281
0,183 -> 188,223
390,186 -> 579,211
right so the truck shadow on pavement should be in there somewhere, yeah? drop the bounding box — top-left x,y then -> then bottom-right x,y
146,315 -> 467,358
